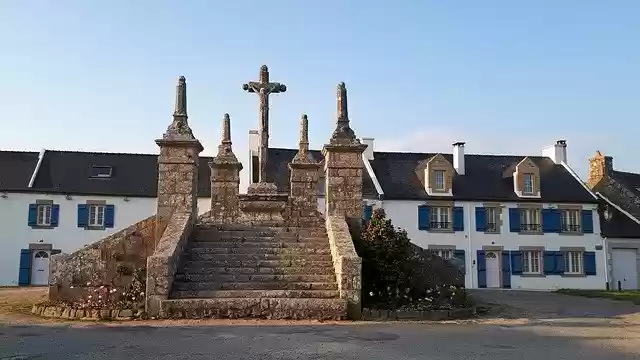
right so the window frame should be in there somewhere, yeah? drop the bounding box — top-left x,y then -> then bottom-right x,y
519,208 -> 541,232
36,204 -> 52,226
431,249 -> 453,260
561,209 -> 581,233
522,250 -> 542,274
563,251 -> 584,274
90,165 -> 113,179
88,204 -> 106,227
484,207 -> 499,232
433,170 -> 446,191
522,173 -> 534,195
429,206 -> 451,230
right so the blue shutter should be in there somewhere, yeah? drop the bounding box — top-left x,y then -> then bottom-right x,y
584,251 -> 596,275
418,205 -> 430,230
542,209 -> 561,233
104,205 -> 115,228
581,210 -> 594,234
452,206 -> 464,231
50,204 -> 60,227
477,250 -> 487,288
363,204 -> 373,222
501,251 -> 512,288
475,207 -> 486,231
77,204 -> 88,228
27,204 -> 37,227
509,208 -> 520,232
511,251 -> 523,275
18,249 -> 31,286
543,251 -> 556,275
453,249 -> 466,274
554,251 -> 565,275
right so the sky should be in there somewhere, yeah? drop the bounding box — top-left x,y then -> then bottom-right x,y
1,1 -> 639,191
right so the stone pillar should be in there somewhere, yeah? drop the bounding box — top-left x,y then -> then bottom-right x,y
209,113 -> 243,224
588,151 -> 614,189
322,82 -> 367,230
289,114 -> 321,228
155,76 -> 203,246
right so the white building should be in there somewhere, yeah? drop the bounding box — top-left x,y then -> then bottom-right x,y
258,136 -> 607,291
0,149 -> 213,286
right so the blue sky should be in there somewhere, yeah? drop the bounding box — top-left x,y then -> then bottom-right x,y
1,1 -> 639,185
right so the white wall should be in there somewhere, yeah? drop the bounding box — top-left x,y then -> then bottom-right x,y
379,200 -> 606,290
0,192 -> 211,285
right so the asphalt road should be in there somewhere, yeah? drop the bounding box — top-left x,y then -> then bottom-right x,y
2,320 -> 639,360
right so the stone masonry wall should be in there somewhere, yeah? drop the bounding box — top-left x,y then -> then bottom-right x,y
326,214 -> 362,319
48,215 -> 156,302
209,165 -> 241,224
324,151 -> 365,222
289,164 -> 322,227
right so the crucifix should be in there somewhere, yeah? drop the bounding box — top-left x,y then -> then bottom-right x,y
243,65 -> 287,183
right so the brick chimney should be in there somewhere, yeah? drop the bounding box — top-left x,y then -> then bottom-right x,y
588,151 -> 613,188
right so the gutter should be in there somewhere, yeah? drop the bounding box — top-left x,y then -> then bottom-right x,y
28,148 -> 46,188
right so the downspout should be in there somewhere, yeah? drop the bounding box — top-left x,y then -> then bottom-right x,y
466,202 -> 473,289
28,148 -> 46,188
602,236 -> 609,289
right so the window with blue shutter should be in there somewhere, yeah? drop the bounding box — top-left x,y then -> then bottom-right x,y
508,208 -> 520,232
453,249 -> 466,274
418,205 -> 430,230
501,251 -> 511,288
363,204 -> 373,222
77,204 -> 88,228
477,250 -> 487,288
18,249 -> 31,286
475,207 -> 486,231
554,251 -> 565,275
543,251 -> 557,275
581,210 -> 594,234
51,204 -> 60,227
511,251 -> 523,275
452,206 -> 464,231
584,252 -> 596,275
27,204 -> 37,227
104,205 -> 115,228
542,209 -> 561,233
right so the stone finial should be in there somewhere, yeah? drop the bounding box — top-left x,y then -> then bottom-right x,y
291,114 -> 316,164
212,113 -> 240,165
328,82 -> 361,147
222,113 -> 231,145
260,65 -> 269,83
163,76 -> 195,140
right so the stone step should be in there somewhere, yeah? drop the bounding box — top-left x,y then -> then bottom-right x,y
179,259 -> 334,269
183,253 -> 333,262
187,241 -> 330,251
174,273 -> 335,283
176,266 -> 335,276
190,235 -> 329,244
172,281 -> 338,291
159,297 -> 346,320
186,247 -> 332,255
169,289 -> 341,299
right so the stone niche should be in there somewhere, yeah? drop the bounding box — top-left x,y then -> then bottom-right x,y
238,182 -> 288,227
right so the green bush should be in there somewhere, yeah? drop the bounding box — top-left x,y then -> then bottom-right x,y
354,208 -> 470,310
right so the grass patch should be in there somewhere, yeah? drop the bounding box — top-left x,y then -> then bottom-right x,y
555,289 -> 640,305
0,287 -> 48,315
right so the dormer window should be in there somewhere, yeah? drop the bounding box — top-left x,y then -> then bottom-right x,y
522,173 -> 534,194
90,165 -> 113,179
434,170 -> 445,190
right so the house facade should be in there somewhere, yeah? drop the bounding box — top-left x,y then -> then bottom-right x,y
587,151 -> 640,290
260,137 -> 606,291
0,150 -> 213,286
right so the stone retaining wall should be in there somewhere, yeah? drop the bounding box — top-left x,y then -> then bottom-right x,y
32,304 -> 143,320
361,306 -> 476,321
326,214 -> 362,319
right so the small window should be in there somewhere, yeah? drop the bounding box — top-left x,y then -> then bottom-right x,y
519,208 -> 541,232
522,173 -> 534,194
431,249 -> 453,260
88,205 -> 105,227
90,166 -> 113,179
251,155 -> 259,183
522,250 -> 542,274
36,204 -> 52,226
430,206 -> 451,229
561,209 -> 581,232
485,207 -> 499,232
34,251 -> 49,259
564,251 -> 583,274
434,170 -> 445,190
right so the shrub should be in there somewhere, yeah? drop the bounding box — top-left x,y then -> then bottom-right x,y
354,208 -> 469,310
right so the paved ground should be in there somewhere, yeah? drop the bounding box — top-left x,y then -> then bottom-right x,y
1,288 -> 639,359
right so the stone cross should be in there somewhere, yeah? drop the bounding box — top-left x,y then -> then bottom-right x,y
242,65 -> 287,183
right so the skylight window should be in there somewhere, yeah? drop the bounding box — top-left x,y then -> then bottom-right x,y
90,165 -> 113,179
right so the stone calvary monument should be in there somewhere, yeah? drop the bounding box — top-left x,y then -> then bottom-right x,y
47,66 -> 366,320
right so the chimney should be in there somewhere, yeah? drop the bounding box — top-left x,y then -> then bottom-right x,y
362,137 -> 375,160
588,151 -> 614,188
542,140 -> 568,164
248,130 -> 259,153
453,142 -> 465,175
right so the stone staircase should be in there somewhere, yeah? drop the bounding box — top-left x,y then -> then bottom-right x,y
160,224 -> 346,319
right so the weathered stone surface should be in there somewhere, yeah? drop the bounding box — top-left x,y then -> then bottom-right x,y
238,192 -> 288,226
209,114 -> 243,225
119,309 -> 133,318
146,211 -> 194,317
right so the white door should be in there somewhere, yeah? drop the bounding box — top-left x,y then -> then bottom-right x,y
31,251 -> 51,286
612,249 -> 638,290
485,251 -> 501,288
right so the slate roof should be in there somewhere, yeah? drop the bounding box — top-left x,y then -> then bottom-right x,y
592,169 -> 640,238
266,148 -> 379,198
597,194 -> 640,238
369,151 -> 597,203
0,150 -> 213,197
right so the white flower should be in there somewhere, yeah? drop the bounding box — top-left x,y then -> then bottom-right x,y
88,295 -> 92,299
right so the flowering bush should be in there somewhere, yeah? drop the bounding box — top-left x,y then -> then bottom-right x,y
354,208 -> 472,310
69,266 -> 146,310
